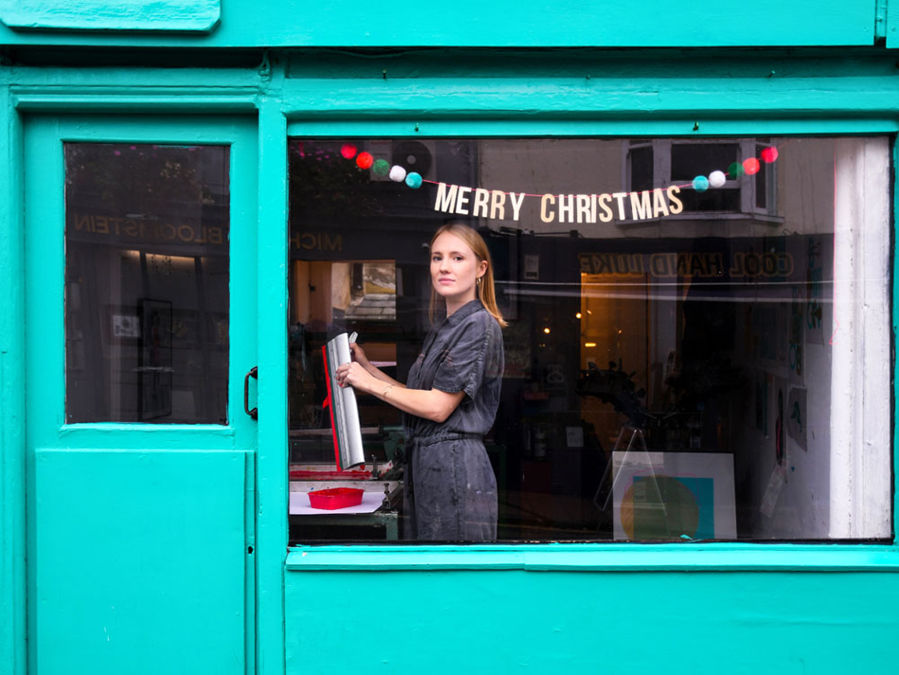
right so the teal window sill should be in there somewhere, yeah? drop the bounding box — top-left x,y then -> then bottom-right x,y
287,543 -> 899,572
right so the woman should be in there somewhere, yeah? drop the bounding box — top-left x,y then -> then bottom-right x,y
336,223 -> 506,541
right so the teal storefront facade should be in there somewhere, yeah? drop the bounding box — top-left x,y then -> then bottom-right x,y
2,2 -> 899,673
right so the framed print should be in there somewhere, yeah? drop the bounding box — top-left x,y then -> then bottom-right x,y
611,450 -> 737,541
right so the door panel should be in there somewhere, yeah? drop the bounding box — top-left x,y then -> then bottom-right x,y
32,448 -> 247,672
24,116 -> 257,675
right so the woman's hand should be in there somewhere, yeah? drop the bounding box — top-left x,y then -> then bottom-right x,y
348,342 -> 371,369
335,361 -> 375,393
341,341 -> 399,390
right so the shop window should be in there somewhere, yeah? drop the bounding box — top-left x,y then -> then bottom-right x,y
287,137 -> 891,543
65,143 -> 230,423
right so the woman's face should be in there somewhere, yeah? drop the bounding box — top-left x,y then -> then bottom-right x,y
430,231 -> 488,312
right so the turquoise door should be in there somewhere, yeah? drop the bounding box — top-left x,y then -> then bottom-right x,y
23,116 -> 258,674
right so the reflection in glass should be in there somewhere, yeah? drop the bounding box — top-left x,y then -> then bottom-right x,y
287,137 -> 891,543
65,143 -> 230,423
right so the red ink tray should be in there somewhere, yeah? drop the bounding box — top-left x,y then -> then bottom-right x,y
307,487 -> 364,510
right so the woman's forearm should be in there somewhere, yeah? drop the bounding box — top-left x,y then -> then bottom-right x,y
365,379 -> 463,423
363,362 -> 399,386
337,360 -> 462,422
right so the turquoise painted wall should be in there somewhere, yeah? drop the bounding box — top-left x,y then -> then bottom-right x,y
0,0 -> 884,48
2,30 -> 899,675
286,549 -> 899,673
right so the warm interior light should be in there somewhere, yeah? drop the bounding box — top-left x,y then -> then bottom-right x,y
146,252 -> 196,266
543,327 -> 551,334
584,342 -> 597,348
121,249 -> 196,266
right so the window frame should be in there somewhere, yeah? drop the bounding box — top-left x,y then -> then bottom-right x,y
61,140 -> 235,426
22,114 -> 260,452
282,122 -> 897,571
288,131 -> 895,548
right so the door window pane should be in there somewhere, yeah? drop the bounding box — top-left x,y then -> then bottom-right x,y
287,137 -> 891,543
65,143 -> 230,423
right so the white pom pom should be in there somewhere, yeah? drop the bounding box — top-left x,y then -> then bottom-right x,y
708,170 -> 727,188
389,165 -> 407,182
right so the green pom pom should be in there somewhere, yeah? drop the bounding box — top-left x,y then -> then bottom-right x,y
372,158 -> 390,177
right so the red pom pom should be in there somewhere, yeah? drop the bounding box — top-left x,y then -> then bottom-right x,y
743,157 -> 760,175
341,143 -> 358,159
760,146 -> 779,163
356,152 -> 374,169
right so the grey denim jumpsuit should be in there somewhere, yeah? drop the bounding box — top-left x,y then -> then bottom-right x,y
403,299 -> 504,541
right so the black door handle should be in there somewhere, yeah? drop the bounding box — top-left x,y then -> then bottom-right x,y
244,366 -> 258,420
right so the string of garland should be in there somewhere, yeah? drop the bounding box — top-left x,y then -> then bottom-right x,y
340,143 -> 425,188
338,142 -> 779,195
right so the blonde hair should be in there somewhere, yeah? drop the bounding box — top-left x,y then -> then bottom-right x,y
428,223 -> 507,328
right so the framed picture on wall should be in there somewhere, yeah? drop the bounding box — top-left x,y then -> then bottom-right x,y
611,450 -> 737,541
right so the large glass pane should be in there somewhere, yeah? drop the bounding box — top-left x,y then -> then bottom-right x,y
287,137 -> 891,543
65,143 -> 230,423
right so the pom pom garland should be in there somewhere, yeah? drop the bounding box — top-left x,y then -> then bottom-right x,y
333,142 -> 780,196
